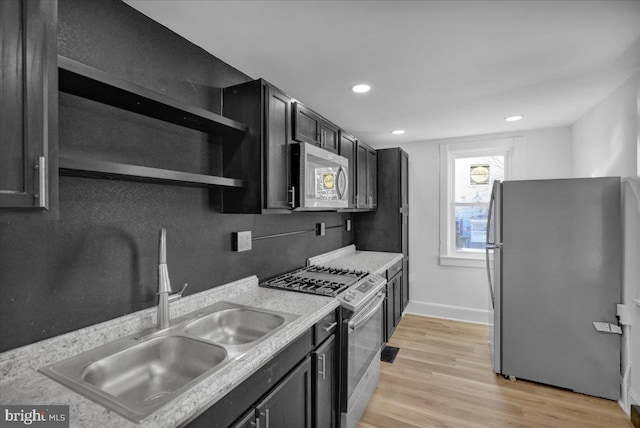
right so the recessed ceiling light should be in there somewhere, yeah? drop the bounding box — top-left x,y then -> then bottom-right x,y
391,130 -> 405,135
351,84 -> 371,93
505,115 -> 523,122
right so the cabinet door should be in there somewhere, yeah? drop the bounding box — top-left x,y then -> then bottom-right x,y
385,282 -> 395,340
232,410 -> 256,428
320,120 -> 339,153
356,144 -> 368,208
313,336 -> 336,428
256,356 -> 312,428
264,85 -> 293,210
0,0 -> 56,211
401,150 -> 409,256
293,103 -> 321,146
402,259 -> 409,311
339,132 -> 357,208
393,274 -> 402,326
367,148 -> 377,209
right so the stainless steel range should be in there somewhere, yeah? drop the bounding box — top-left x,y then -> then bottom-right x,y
261,265 -> 387,428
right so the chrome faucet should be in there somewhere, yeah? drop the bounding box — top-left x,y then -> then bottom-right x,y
157,228 -> 187,329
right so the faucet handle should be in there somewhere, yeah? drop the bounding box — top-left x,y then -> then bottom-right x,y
168,283 -> 188,303
177,283 -> 188,296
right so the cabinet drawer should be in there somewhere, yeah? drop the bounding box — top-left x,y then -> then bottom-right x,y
386,259 -> 403,280
313,309 -> 338,347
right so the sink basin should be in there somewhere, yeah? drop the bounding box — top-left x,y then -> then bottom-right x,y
39,301 -> 298,422
81,336 -> 226,403
184,308 -> 285,344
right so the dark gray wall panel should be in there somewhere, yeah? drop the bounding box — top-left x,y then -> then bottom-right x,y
0,0 -> 353,352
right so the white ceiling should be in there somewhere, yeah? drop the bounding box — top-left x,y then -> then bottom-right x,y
125,0 -> 640,147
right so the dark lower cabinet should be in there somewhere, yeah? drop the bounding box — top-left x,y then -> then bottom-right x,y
185,311 -> 339,428
236,357 -> 312,428
231,411 -> 255,428
385,279 -> 396,341
402,258 -> 409,311
393,273 -> 402,326
384,261 -> 403,342
385,272 -> 402,341
313,336 -> 336,428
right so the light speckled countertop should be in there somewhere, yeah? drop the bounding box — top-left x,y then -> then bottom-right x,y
0,276 -> 338,428
307,245 -> 403,275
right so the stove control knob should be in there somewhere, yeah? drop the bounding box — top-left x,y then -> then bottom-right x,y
344,290 -> 356,302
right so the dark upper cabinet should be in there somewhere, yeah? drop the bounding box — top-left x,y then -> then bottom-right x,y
339,131 -> 357,208
320,120 -> 340,153
367,147 -> 377,209
355,144 -> 368,209
355,141 -> 377,210
293,102 -> 339,153
355,148 -> 408,252
293,102 -> 321,146
222,79 -> 293,213
312,336 -> 336,428
0,0 -> 57,215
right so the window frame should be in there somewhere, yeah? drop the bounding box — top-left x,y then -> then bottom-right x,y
439,138 -> 515,268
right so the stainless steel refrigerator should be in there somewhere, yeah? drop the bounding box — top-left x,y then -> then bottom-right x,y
486,177 -> 621,400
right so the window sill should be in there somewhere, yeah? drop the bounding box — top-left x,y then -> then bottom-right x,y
439,256 -> 486,269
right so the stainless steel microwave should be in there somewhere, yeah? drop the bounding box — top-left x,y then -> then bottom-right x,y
291,142 -> 349,210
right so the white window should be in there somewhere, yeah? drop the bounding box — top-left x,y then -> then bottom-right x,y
439,138 -> 515,268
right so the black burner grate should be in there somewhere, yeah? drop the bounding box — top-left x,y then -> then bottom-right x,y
260,266 -> 368,297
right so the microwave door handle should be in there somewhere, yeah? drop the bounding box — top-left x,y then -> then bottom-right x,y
337,166 -> 347,199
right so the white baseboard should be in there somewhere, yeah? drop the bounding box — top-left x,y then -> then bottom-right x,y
405,300 -> 490,325
618,385 -> 640,414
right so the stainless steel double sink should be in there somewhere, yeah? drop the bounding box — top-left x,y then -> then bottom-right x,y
39,301 -> 299,422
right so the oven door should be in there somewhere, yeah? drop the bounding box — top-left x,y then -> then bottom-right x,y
346,291 -> 385,402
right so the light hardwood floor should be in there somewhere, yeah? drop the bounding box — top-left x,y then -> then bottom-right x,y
358,315 -> 631,428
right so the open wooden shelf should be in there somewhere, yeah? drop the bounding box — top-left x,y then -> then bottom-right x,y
57,56 -> 248,190
59,157 -> 244,189
58,55 -> 248,138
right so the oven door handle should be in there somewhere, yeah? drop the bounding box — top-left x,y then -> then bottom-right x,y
348,292 -> 385,331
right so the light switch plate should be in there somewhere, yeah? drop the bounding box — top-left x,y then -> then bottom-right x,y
346,219 -> 352,231
233,231 -> 252,252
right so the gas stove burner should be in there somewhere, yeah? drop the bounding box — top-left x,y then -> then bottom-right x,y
306,265 -> 366,277
260,265 -> 369,297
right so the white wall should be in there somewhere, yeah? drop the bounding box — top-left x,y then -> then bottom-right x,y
571,73 -> 639,178
375,127 -> 572,323
570,72 -> 640,411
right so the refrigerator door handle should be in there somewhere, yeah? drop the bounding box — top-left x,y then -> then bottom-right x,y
485,182 -> 498,308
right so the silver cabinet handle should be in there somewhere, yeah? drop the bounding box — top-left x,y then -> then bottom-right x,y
35,156 -> 47,209
259,409 -> 270,428
318,354 -> 326,380
250,417 -> 260,428
322,322 -> 337,333
288,186 -> 296,208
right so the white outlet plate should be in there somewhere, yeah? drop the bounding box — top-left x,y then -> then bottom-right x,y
234,231 -> 252,252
